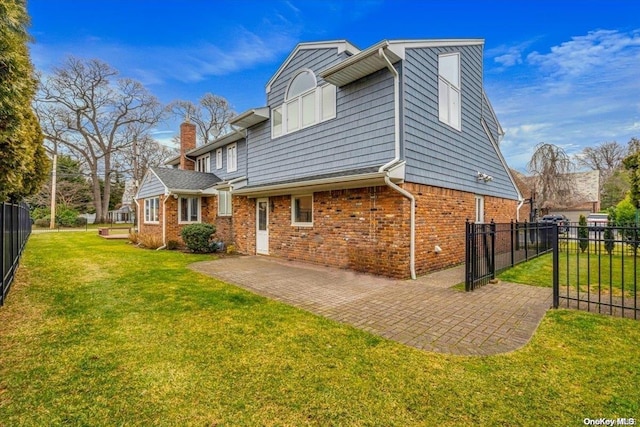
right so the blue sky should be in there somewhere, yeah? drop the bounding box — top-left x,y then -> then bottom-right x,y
28,0 -> 640,171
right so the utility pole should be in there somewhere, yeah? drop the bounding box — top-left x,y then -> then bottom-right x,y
48,143 -> 58,229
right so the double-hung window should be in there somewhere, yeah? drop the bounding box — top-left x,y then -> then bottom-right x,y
291,194 -> 313,226
144,197 -> 159,223
272,69 -> 336,138
227,143 -> 237,172
216,148 -> 223,169
218,190 -> 232,216
438,53 -> 461,131
196,154 -> 210,173
179,196 -> 200,223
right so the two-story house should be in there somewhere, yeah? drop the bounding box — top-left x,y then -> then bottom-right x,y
136,39 -> 522,279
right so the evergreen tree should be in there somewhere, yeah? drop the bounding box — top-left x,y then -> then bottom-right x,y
0,0 -> 48,201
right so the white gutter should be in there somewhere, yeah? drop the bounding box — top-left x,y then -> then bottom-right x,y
377,47 -> 416,280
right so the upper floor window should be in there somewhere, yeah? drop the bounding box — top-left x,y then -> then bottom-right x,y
438,53 -> 461,131
272,69 -> 336,138
227,143 -> 237,173
196,154 -> 210,173
215,148 -> 222,169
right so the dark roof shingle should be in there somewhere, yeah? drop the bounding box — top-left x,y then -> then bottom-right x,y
151,167 -> 221,191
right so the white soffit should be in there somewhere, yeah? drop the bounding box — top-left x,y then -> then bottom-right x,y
320,41 -> 402,87
230,107 -> 270,129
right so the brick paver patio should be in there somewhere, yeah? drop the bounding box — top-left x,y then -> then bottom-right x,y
190,256 -> 553,356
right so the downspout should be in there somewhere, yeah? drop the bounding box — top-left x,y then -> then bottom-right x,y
516,198 -> 524,222
157,193 -> 171,250
378,46 -> 401,172
378,47 -> 416,280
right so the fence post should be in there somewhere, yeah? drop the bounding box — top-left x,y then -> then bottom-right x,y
490,219 -> 496,280
1,203 -> 5,306
510,220 -> 515,267
465,219 -> 472,291
552,223 -> 559,309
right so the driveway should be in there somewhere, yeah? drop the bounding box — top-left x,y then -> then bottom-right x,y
190,256 -> 553,356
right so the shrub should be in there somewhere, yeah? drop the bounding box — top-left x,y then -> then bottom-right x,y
34,218 -> 50,228
137,233 -> 164,249
56,206 -> 79,227
31,207 -> 50,220
578,215 -> 589,253
226,244 -> 236,255
128,231 -> 139,245
180,223 -> 216,253
74,216 -> 87,227
167,240 -> 180,250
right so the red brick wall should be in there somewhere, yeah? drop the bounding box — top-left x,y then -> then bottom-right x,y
232,183 -> 518,279
409,183 -> 517,275
137,195 -> 232,247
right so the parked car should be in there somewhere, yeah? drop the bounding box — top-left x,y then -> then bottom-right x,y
586,213 -> 609,231
539,214 -> 570,233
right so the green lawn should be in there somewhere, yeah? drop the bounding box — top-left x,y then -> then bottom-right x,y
1,233 -> 639,426
499,246 -> 639,297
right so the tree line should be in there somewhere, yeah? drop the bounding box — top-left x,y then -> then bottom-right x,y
526,139 -> 640,221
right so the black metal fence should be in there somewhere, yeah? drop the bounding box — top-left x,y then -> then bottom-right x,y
1,202 -> 32,306
553,224 -> 639,319
465,220 -> 554,291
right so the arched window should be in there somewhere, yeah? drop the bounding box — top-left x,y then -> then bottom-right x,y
272,69 -> 336,138
286,70 -> 316,100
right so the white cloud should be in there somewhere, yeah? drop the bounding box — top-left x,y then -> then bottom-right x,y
527,29 -> 640,78
489,29 -> 640,170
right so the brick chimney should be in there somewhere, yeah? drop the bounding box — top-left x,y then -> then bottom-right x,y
179,121 -> 196,170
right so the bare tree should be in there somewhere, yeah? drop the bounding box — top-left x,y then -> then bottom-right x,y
527,142 -> 574,211
115,123 -> 178,196
575,141 -> 626,183
35,57 -> 163,223
167,93 -> 235,145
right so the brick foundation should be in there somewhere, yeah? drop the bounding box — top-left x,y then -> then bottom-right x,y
232,183 -> 518,279
137,195 -> 233,247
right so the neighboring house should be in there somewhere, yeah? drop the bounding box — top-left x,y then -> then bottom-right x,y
512,169 -> 600,223
136,39 -> 522,279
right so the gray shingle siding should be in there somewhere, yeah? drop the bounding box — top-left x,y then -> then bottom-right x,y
210,139 -> 247,181
249,49 -> 397,187
137,171 -> 166,199
402,45 -> 519,200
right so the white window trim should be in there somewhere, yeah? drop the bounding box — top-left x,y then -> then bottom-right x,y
291,194 -> 313,227
178,196 -> 201,224
144,197 -> 159,224
216,148 -> 222,170
196,154 -> 210,173
227,143 -> 237,173
271,81 -> 336,139
475,195 -> 485,224
438,52 -> 462,132
217,190 -> 233,217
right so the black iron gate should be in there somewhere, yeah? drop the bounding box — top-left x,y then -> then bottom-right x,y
465,220 -> 553,291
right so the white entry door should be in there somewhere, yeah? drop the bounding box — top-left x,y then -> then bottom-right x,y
256,198 -> 269,254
